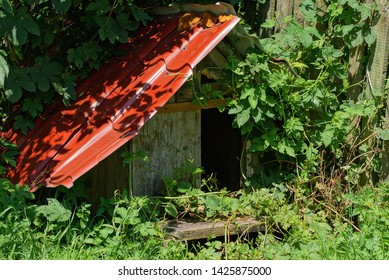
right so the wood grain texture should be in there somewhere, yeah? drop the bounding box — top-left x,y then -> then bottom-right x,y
130,111 -> 201,196
374,0 -> 389,181
163,217 -> 264,240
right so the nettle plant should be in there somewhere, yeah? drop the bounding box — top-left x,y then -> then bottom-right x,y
226,0 -> 384,194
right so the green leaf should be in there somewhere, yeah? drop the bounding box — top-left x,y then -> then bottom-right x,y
5,85 -> 22,103
378,129 -> 389,141
205,195 -> 222,211
351,29 -> 364,47
37,76 -> 50,92
53,78 -> 76,102
261,19 -> 276,29
0,0 -> 13,13
22,97 -> 43,118
130,5 -> 150,25
284,117 -> 304,134
327,3 -> 343,17
248,94 -> 258,109
20,70 -> 36,92
363,27 -> 376,46
282,15 -> 294,24
117,13 -> 138,31
236,108 -> 251,127
11,26 -> 28,46
52,0 -> 72,13
342,24 -> 355,36
277,139 -> 296,157
228,103 -> 243,115
299,30 -> 313,48
285,146 -> 296,157
99,226 -> 113,239
321,126 -> 335,147
0,54 -> 9,88
164,202 -> 178,218
13,115 -> 34,135
299,0 -> 318,22
86,0 -> 111,15
359,3 -> 372,21
44,31 -> 55,46
22,16 -> 40,36
241,86 -> 255,99
251,107 -> 263,123
36,198 -> 71,222
305,26 -> 321,38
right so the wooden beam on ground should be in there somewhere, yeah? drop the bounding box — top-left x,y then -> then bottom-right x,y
163,217 -> 264,240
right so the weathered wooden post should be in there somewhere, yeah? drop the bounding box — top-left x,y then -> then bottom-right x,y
372,0 -> 389,182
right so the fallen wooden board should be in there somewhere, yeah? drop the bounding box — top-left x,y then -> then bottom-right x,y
163,217 -> 265,240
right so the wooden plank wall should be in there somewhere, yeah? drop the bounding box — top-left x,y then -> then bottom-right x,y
130,111 -> 201,196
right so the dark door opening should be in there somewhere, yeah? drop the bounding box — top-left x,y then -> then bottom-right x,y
201,108 -> 242,191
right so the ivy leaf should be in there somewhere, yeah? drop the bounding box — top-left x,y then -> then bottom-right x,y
52,0 -> 72,13
13,115 -> 34,135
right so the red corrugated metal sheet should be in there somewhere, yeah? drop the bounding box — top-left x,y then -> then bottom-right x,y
3,4 -> 240,191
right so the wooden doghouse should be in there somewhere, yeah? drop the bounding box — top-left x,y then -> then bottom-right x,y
87,51 -> 243,199
85,6 -> 260,200
4,3 -> 261,199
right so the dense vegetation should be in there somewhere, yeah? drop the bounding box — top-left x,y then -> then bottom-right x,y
1,0 -> 389,259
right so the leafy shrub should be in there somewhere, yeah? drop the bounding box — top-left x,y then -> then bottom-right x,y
0,0 -> 151,133
225,0 -> 385,206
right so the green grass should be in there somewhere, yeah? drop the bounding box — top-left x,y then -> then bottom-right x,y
1,177 -> 389,260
